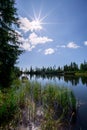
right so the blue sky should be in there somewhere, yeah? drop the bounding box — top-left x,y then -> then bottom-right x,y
16,0 -> 87,69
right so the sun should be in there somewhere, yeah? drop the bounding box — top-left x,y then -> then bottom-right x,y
28,7 -> 55,32
29,7 -> 50,31
31,19 -> 42,31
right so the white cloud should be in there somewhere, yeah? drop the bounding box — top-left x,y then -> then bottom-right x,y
18,16 -> 53,51
19,37 -> 35,51
84,41 -> 87,46
19,17 -> 42,32
31,20 -> 42,31
18,33 -> 53,51
20,42 -> 35,51
29,32 -> 53,45
44,48 -> 55,55
56,42 -> 80,49
67,42 -> 80,49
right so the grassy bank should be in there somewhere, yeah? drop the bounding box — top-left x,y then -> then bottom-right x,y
75,71 -> 87,77
0,79 -> 76,129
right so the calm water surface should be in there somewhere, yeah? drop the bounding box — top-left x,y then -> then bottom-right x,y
28,75 -> 87,130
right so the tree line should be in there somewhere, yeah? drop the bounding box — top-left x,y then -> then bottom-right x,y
23,61 -> 87,75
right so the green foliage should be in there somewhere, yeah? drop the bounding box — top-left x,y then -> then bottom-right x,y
23,61 -> 87,77
80,61 -> 87,72
0,79 -> 76,129
0,0 -> 23,87
0,79 -> 31,127
0,88 -> 18,126
70,91 -> 76,109
41,84 -> 76,129
42,85 -> 57,107
31,81 -> 42,103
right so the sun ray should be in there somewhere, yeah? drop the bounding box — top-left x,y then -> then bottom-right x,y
19,2 -> 60,32
38,7 -> 42,20
32,6 -> 37,21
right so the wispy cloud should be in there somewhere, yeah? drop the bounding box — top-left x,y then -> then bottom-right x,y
44,48 -> 55,55
37,49 -> 42,52
84,41 -> 87,46
67,42 -> 80,48
19,17 -> 42,32
56,42 -> 80,49
56,45 -> 66,48
19,33 -> 53,51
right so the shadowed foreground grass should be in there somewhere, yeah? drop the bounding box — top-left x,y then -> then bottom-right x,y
0,79 -> 76,129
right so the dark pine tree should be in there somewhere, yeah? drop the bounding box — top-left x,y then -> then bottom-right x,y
0,0 -> 22,87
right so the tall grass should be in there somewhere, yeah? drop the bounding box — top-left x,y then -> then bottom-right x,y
0,79 -> 76,129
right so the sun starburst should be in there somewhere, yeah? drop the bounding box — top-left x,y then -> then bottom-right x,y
29,7 -> 51,31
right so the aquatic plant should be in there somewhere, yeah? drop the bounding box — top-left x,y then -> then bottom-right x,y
0,79 -> 76,129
